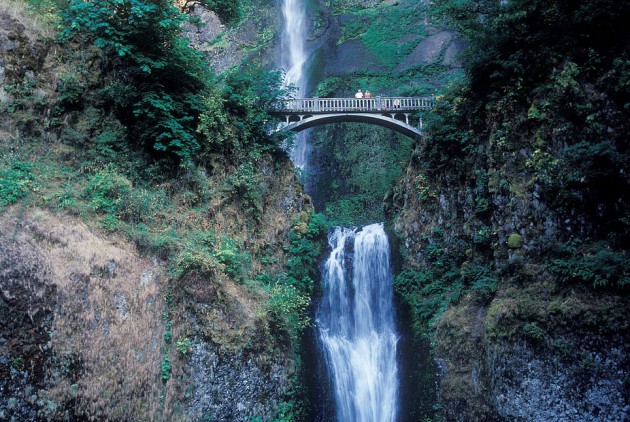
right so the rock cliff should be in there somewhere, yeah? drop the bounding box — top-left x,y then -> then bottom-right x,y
0,2 -> 312,420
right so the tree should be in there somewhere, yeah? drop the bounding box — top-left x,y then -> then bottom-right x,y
62,0 -> 209,163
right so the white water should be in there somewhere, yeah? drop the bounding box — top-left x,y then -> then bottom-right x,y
317,223 -> 399,422
281,0 -> 311,170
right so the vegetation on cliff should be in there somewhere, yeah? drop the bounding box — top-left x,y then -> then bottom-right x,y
391,0 -> 629,419
0,0 -> 319,420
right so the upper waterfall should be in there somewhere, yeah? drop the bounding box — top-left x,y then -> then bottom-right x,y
280,0 -> 310,170
281,0 -> 308,94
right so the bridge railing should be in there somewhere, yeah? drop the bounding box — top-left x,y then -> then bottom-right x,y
272,96 -> 433,113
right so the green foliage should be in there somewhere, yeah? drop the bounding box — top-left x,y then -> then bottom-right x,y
523,322 -> 545,342
10,356 -> 24,372
160,352 -> 171,381
0,162 -> 37,210
395,224 -> 498,336
83,166 -> 132,215
312,123 -> 415,225
61,0 -> 209,162
421,77 -> 471,173
554,140 -> 629,221
548,240 -> 630,289
324,195 -> 381,227
215,236 -> 251,281
414,173 -> 437,202
463,262 -> 498,298
100,214 -> 121,232
198,65 -> 287,157
338,1 -> 426,68
172,229 -> 218,277
175,336 -> 192,355
200,0 -> 242,24
170,229 -> 252,282
428,0 -> 630,136
164,319 -> 173,343
261,213 -> 325,347
223,162 -> 264,220
266,283 -> 310,339
4,78 -> 37,112
57,71 -> 85,108
417,0 -> 630,313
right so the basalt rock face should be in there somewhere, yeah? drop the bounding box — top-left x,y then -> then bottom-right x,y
307,1 -> 465,82
183,1 -> 281,73
0,236 -> 56,421
0,3 -> 311,420
171,157 -> 312,421
491,336 -> 628,421
0,11 -> 49,83
394,30 -> 466,73
0,179 -> 309,421
186,343 -> 290,421
0,210 -> 167,421
389,123 -> 629,420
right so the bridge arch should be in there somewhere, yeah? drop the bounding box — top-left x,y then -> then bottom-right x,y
278,113 -> 423,138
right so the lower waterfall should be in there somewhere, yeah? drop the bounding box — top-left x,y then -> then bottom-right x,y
316,223 -> 399,421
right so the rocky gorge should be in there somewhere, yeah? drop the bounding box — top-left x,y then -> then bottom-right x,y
1,0 -> 628,420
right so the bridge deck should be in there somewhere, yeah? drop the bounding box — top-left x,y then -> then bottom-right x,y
274,96 -> 433,114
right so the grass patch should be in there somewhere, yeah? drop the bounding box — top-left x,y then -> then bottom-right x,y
338,1 -> 427,68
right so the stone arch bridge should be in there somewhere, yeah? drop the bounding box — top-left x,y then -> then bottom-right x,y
270,97 -> 433,138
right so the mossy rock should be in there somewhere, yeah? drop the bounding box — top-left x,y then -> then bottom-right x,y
507,233 -> 523,249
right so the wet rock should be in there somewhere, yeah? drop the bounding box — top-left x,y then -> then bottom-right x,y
183,4 -> 223,50
491,340 -> 629,421
0,236 -> 56,420
326,39 -> 388,75
443,37 -> 467,67
186,342 -> 290,421
395,30 -> 464,73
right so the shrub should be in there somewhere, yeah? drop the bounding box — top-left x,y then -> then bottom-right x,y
265,282 -> 310,345
83,166 -> 132,215
175,337 -> 192,355
198,64 -> 287,156
215,236 -> 250,282
0,162 -> 37,210
160,352 -> 171,381
549,246 -> 630,289
172,230 -> 218,277
523,322 -> 545,341
223,162 -> 264,220
57,71 -> 85,108
507,233 -> 524,249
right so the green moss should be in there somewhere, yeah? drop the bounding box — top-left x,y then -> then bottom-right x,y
507,233 -> 524,249
522,322 -> 545,341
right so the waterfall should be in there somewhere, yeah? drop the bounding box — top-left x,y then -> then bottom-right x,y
281,0 -> 307,94
281,0 -> 310,170
317,223 -> 399,422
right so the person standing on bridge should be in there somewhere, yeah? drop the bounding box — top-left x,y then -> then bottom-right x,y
365,90 -> 371,99
355,89 -> 363,99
